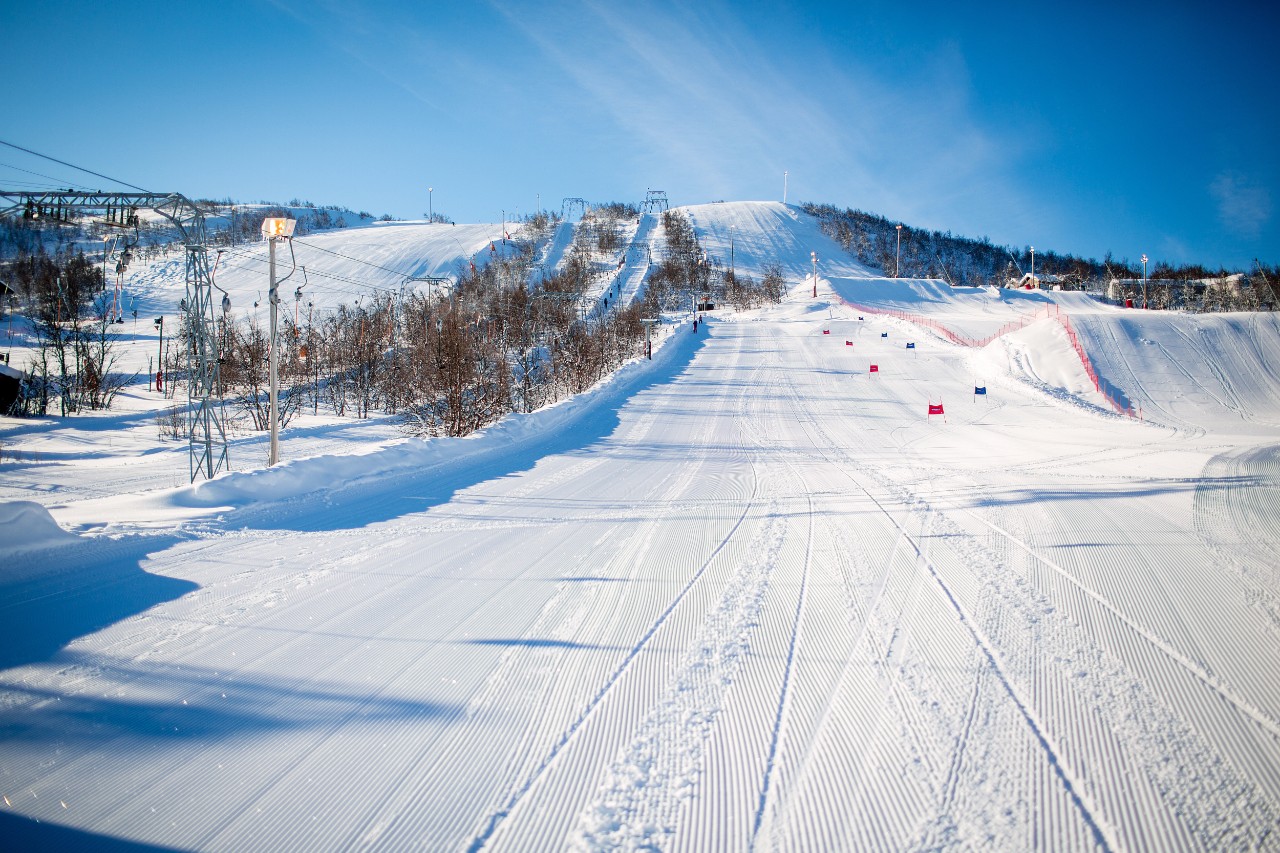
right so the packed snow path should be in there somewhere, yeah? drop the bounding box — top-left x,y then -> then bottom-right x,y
3,288 -> 1280,851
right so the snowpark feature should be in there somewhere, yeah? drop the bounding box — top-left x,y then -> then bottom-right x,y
2,201 -> 1280,850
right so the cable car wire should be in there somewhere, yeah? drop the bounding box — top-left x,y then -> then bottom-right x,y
0,138 -> 150,192
0,160 -> 98,192
291,237 -> 423,277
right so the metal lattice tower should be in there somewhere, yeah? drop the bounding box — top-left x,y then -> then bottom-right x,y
641,189 -> 669,214
561,197 -> 587,221
1,190 -> 230,482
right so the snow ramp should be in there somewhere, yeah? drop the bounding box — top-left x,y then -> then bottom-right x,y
1062,309 -> 1280,434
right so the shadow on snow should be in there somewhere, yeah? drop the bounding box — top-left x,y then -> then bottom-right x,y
232,326 -> 711,533
0,537 -> 197,671
0,649 -> 461,745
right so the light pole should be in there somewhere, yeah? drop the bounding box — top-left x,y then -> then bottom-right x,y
1031,246 -> 1035,283
1141,254 -> 1148,308
262,216 -> 297,467
811,251 -> 818,298
102,236 -> 114,321
428,186 -> 433,222
783,170 -> 789,205
153,315 -> 164,393
895,224 -> 902,278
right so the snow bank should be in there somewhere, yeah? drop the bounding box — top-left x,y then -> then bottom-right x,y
0,500 -> 78,562
827,276 -> 1063,343
52,320 -> 699,531
1067,310 -> 1280,433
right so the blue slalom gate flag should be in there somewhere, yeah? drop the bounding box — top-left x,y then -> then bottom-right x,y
881,332 -> 888,338
975,385 -> 987,396
906,342 -> 915,349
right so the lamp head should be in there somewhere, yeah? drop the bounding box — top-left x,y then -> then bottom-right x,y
261,217 -> 297,239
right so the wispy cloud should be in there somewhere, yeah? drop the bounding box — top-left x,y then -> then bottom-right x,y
1210,170 -> 1271,238
256,0 -> 1044,245
492,0 -> 1037,239
260,0 -> 449,111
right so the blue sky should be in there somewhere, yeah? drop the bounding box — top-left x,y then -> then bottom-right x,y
2,0 -> 1276,269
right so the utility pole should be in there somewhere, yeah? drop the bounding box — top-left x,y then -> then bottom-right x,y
262,217 -> 297,467
895,225 -> 903,278
783,170 -> 788,205
1141,254 -> 1150,308
1031,245 -> 1036,282
102,236 -> 112,319
811,251 -> 818,298
154,315 -> 164,392
268,235 -> 280,466
641,317 -> 659,359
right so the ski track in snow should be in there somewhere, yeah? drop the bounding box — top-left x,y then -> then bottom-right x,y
3,203 -> 1280,851
569,506 -> 787,851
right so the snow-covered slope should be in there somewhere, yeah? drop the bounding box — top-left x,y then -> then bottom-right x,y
683,200 -> 877,281
140,220 -> 509,318
1,203 -> 1279,851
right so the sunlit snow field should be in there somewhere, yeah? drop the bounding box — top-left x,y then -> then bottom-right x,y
2,203 -> 1279,851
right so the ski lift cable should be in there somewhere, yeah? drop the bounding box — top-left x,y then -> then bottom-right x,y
291,238 -> 411,277
212,252 -> 400,303
219,250 -> 400,295
274,237 -> 300,288
0,174 -> 98,192
218,242 -> 399,289
0,157 -> 100,188
218,245 -> 405,295
0,138 -> 150,192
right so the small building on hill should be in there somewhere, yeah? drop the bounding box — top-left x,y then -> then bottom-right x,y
0,362 -> 24,415
1005,273 -> 1040,290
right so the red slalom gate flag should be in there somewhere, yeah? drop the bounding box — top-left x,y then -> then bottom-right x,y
928,402 -> 945,415
822,329 -> 830,335
845,340 -> 853,346
869,364 -> 879,373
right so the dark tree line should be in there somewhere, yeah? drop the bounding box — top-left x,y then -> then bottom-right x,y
803,202 -> 1115,287
802,202 -> 1278,311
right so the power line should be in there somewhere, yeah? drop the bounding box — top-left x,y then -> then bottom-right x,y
217,246 -> 405,295
0,160 -> 98,191
0,138 -> 150,192
291,237 -> 422,277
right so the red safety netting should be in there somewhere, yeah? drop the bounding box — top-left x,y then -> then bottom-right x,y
834,296 -> 1138,418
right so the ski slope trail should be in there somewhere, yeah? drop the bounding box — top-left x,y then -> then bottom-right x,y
539,220 -> 578,280
615,212 -> 657,307
683,201 -> 876,283
3,284 -> 1280,850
